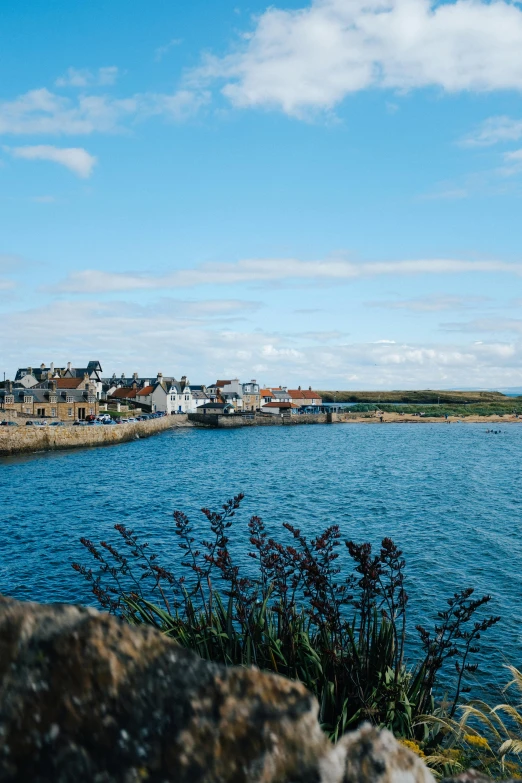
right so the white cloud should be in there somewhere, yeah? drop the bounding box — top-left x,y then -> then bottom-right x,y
441,318 -> 522,334
53,257 -> 522,293
367,295 -> 490,312
0,278 -> 15,290
30,195 -> 57,204
2,298 -> 522,388
500,148 -> 522,177
8,145 -> 97,178
155,39 -> 183,62
0,254 -> 26,272
144,89 -> 211,122
154,298 -> 262,318
419,188 -> 468,201
462,116 -> 522,147
0,86 -> 207,136
0,89 -> 137,135
55,66 -> 120,88
189,0 -> 522,118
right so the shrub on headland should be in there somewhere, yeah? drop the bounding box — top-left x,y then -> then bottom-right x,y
73,494 -> 499,749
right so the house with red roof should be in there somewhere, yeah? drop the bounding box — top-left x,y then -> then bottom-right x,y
288,387 -> 323,408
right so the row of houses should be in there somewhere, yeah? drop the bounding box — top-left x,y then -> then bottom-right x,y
1,360 -> 323,419
107,375 -> 322,415
0,376 -> 99,420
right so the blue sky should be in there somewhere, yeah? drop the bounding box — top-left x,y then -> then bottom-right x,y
1,0 -> 522,388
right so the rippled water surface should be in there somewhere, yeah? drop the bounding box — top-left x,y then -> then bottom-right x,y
1,423 -> 521,697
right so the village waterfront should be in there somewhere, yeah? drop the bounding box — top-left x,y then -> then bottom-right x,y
1,421 -> 521,704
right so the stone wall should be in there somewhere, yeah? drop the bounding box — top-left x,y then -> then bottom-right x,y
189,412 -> 330,427
0,409 -> 18,422
0,415 -> 189,457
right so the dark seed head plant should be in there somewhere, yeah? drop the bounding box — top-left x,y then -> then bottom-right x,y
72,493 -> 499,742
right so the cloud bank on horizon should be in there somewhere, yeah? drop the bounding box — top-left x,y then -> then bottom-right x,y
1,0 -> 522,389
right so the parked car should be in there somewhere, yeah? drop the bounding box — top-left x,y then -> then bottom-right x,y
49,421 -> 65,426
1,421 -> 18,426
25,421 -> 34,426
103,419 -> 116,425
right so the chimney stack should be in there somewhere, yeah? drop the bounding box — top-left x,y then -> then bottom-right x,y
67,362 -> 72,371
50,380 -> 57,392
6,380 -> 12,393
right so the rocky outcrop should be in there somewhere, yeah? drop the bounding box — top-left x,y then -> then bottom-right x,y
0,596 -> 439,782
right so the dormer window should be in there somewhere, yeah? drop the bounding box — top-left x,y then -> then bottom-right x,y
66,395 -> 74,403
49,395 -> 57,403
88,395 -> 95,403
24,396 -> 32,404
5,395 -> 14,404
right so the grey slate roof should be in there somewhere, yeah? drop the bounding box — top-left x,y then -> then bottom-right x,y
16,361 -> 103,383
0,388 -> 95,403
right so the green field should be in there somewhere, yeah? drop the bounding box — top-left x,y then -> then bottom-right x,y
318,389 -> 515,404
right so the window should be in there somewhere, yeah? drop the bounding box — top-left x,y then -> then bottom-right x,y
66,395 -> 74,403
49,395 -> 57,403
185,395 -> 189,401
68,408 -> 73,417
88,396 -> 95,404
24,396 -> 32,404
51,408 -> 57,417
5,395 -> 14,404
89,408 -> 94,415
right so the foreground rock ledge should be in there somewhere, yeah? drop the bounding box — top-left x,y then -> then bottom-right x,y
0,596 -> 440,781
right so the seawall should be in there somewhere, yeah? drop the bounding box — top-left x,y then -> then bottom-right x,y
188,411 -> 522,428
0,415 -> 189,457
189,412 -> 331,427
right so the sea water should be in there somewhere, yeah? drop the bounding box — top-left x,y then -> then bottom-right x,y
1,423 -> 521,700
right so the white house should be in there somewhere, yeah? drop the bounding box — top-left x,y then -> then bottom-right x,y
271,388 -> 291,403
260,401 -> 299,415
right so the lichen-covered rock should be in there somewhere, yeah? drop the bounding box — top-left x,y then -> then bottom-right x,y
339,724 -> 435,782
0,596 -> 436,782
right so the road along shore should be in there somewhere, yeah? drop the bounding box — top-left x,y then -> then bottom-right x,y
0,416 -> 191,457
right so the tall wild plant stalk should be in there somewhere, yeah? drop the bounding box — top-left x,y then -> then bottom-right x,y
72,494 -> 499,741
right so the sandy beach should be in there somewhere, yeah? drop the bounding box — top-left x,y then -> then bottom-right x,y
341,412 -> 521,425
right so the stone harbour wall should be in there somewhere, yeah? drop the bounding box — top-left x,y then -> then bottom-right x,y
0,415 -> 189,457
189,412 -> 331,427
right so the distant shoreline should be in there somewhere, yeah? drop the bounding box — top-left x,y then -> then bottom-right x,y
318,389 -> 521,404
1,412 -> 518,458
339,414 -> 521,424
